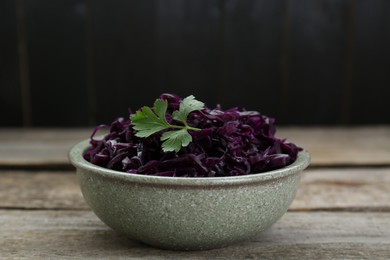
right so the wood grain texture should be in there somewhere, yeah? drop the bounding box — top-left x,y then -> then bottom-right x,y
0,126 -> 389,258
91,0 -> 222,124
219,0 -> 284,118
0,0 -> 22,126
277,126 -> 390,166
1,168 -> 389,211
0,171 -> 87,210
1,210 -> 389,258
350,0 -> 390,124
25,0 -> 89,126
292,168 -> 390,211
92,0 -> 159,124
1,1 -> 390,126
0,127 -> 389,167
281,0 -> 350,125
154,0 -> 221,107
0,128 -> 94,167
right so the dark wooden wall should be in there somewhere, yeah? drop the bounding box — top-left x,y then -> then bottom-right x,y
1,0 -> 389,127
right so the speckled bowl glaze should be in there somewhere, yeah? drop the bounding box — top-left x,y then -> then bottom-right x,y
69,139 -> 310,250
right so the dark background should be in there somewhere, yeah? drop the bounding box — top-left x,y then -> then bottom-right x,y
1,0 -> 389,127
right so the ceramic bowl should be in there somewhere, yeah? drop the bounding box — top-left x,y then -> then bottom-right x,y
69,139 -> 310,250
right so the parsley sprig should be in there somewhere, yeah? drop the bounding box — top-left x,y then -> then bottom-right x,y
130,95 -> 204,153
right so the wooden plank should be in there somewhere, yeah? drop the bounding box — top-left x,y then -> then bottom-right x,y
0,210 -> 389,258
292,168 -> 390,211
349,0 -> 390,124
220,0 -> 285,118
0,127 -> 389,167
91,1 -> 222,124
0,0 -> 23,126
280,0 -> 350,124
25,0 -> 89,126
277,126 -> 390,166
0,128 -> 91,167
92,0 -> 159,124
1,168 -> 389,211
0,171 -> 87,210
154,0 -> 221,108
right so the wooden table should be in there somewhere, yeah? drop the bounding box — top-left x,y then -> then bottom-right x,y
1,127 -> 390,259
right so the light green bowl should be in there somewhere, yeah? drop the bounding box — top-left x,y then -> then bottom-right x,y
69,139 -> 310,250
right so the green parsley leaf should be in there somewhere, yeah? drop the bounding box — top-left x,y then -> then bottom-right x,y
153,99 -> 169,125
172,95 -> 205,125
131,100 -> 169,138
130,95 -> 204,153
161,129 -> 192,153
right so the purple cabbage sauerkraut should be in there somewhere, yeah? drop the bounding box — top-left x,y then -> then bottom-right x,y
83,94 -> 302,177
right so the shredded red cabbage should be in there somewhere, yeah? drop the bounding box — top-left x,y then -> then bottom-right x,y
83,94 -> 302,177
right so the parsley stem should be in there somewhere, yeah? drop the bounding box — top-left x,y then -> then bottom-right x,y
167,124 -> 200,131
187,126 -> 201,131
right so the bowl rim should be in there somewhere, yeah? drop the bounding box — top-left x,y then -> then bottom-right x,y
69,139 -> 310,186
